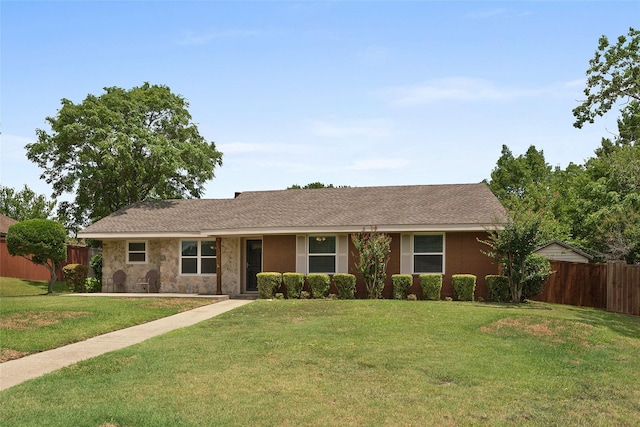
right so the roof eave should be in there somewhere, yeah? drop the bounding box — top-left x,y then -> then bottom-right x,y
79,223 -> 499,239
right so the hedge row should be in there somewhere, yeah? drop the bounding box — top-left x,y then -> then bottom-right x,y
258,272 -> 533,302
256,272 -> 357,299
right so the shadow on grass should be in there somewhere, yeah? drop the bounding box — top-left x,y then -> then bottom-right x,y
568,305 -> 640,340
479,301 -> 554,311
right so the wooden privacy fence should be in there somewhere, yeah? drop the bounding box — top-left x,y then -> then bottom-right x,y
607,261 -> 640,317
0,239 -> 95,281
535,260 -> 640,316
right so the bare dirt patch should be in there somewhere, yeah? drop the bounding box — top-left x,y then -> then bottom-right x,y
0,311 -> 92,331
0,348 -> 29,363
480,316 -> 593,346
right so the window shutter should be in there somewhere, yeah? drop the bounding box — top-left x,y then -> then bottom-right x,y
336,235 -> 349,273
400,234 -> 412,274
296,235 -> 307,274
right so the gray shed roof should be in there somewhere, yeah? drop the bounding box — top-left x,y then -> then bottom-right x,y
78,183 -> 505,238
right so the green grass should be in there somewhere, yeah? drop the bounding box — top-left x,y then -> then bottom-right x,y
1,299 -> 639,426
0,276 -> 70,296
0,277 -> 215,362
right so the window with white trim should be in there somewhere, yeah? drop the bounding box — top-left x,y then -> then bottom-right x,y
413,234 -> 444,274
308,235 -> 336,273
181,240 -> 217,275
127,241 -> 147,263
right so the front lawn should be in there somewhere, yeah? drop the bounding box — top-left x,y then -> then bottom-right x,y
1,300 -> 638,426
0,277 -> 216,362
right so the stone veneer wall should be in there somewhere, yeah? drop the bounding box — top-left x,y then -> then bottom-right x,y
221,237 -> 241,295
102,237 -> 242,295
102,240 -> 161,293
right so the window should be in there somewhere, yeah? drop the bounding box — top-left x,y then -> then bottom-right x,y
308,236 -> 336,273
413,234 -> 444,274
127,241 -> 147,263
181,240 -> 217,275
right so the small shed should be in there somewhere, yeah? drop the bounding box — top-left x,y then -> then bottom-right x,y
534,240 -> 593,264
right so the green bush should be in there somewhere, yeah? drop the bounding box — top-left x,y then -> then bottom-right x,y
282,273 -> 304,299
391,274 -> 412,300
85,277 -> 102,293
522,254 -> 552,300
63,264 -> 88,292
90,253 -> 103,282
307,273 -> 330,299
486,275 -> 510,302
334,273 -> 356,299
452,274 -> 476,301
256,272 -> 282,299
420,274 -> 443,300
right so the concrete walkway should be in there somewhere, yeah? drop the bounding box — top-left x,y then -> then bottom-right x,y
0,298 -> 254,391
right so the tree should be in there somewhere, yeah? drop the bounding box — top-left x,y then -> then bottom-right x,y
6,219 -> 67,293
485,145 -> 570,243
26,83 -> 223,231
573,27 -> 639,129
479,211 -> 547,303
288,182 -> 348,189
0,184 -> 56,221
351,227 -> 392,299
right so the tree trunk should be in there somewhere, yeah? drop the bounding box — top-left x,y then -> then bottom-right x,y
45,261 -> 57,294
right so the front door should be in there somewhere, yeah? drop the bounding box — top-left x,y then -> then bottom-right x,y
245,239 -> 262,292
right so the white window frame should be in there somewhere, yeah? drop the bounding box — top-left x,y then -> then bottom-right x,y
412,233 -> 445,274
180,239 -> 217,276
308,235 -> 337,274
127,240 -> 147,264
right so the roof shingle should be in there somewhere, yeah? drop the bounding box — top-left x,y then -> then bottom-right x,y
79,183 -> 505,237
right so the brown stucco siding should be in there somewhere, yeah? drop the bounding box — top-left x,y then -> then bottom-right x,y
263,235 -> 296,273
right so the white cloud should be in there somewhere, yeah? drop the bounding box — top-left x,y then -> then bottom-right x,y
380,77 -> 553,107
218,141 -> 309,155
347,158 -> 410,171
310,118 -> 394,138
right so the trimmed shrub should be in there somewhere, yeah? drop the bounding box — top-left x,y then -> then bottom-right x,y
452,274 -> 476,301
85,277 -> 102,293
391,274 -> 412,300
256,272 -> 282,299
486,275 -> 510,302
420,274 -> 443,300
283,273 -> 305,299
307,273 -> 330,299
522,254 -> 552,300
63,264 -> 88,292
334,273 -> 356,299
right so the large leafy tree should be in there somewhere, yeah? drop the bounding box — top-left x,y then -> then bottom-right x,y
6,219 -> 67,293
0,184 -> 56,221
26,83 -> 223,231
573,27 -> 639,129
485,145 -> 570,243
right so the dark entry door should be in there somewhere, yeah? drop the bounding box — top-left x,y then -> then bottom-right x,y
246,239 -> 262,292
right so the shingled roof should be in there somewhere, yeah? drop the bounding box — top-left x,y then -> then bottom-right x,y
78,183 -> 505,238
0,215 -> 18,237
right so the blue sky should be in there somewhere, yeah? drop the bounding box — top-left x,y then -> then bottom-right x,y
1,1 -> 637,201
